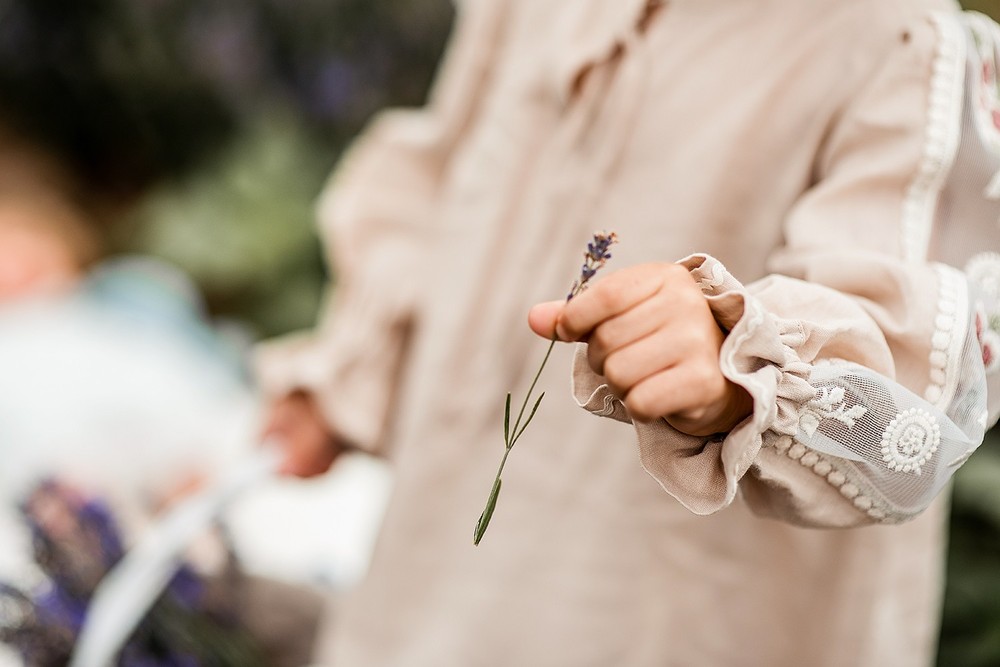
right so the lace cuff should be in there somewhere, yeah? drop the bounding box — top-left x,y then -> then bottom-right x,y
572,254 -> 993,525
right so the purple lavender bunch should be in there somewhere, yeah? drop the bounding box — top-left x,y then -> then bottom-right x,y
475,231 -> 618,545
0,480 -> 265,666
0,481 -> 128,665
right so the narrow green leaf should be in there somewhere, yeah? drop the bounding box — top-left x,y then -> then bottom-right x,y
503,392 -> 511,446
474,477 -> 503,545
512,392 -> 545,446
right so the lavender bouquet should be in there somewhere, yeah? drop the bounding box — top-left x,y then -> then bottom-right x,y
474,231 -> 617,545
0,480 -> 265,667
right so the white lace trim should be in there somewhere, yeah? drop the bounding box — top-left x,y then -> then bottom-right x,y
902,12 -> 965,263
948,446 -> 977,468
925,264 -> 968,407
968,251 -> 1000,300
799,386 -> 868,437
771,435 -> 890,522
880,407 -> 941,475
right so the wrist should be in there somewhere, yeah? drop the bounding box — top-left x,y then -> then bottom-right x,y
663,381 -> 753,437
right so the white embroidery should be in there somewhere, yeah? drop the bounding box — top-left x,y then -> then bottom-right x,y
798,386 -> 868,437
967,252 -> 1000,300
880,408 -> 941,475
925,265 -> 968,406
902,13 -> 965,263
768,435 -> 890,523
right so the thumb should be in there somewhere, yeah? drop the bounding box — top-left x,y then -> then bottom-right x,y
528,300 -> 565,340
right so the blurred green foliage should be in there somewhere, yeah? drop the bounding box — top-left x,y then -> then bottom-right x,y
940,429 -> 1000,666
963,0 -> 1000,19
108,0 -> 454,337
122,115 -> 332,337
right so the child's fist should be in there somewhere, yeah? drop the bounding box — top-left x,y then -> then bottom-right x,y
529,263 -> 752,436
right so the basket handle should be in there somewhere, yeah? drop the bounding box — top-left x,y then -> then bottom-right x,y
70,446 -> 281,667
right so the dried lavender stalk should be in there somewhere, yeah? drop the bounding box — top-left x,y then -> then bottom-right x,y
474,231 -> 618,545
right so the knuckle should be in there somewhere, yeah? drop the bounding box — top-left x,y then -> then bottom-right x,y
592,282 -> 623,311
682,283 -> 707,306
672,284 -> 706,313
690,362 -> 720,392
687,322 -> 720,351
663,261 -> 689,277
671,324 -> 699,348
661,262 -> 693,285
625,389 -> 659,421
611,265 -> 660,299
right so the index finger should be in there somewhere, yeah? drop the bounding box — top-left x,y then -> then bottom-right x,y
556,263 -> 670,341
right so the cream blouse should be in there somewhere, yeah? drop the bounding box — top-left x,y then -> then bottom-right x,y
257,0 -> 1000,664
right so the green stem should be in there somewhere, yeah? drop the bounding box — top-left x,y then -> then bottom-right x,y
496,440 -> 513,477
475,337 -> 558,545
508,337 -> 557,445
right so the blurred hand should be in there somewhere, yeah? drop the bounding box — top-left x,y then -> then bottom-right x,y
528,262 -> 752,436
262,391 -> 342,478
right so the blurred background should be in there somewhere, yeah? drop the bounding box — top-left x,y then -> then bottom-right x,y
0,1 -> 452,664
0,0 -> 996,665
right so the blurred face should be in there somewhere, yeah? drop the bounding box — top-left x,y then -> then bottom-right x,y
0,202 -> 82,301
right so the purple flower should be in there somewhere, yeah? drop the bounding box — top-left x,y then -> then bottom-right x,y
167,565 -> 205,610
567,231 -> 618,301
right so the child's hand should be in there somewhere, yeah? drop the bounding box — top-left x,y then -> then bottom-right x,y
262,391 -> 342,477
528,262 -> 752,436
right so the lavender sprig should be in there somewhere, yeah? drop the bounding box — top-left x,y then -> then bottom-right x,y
474,231 -> 618,545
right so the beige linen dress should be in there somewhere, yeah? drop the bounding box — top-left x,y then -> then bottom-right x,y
257,0 -> 1000,664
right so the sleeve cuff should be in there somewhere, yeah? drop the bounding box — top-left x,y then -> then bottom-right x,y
570,254 -> 838,516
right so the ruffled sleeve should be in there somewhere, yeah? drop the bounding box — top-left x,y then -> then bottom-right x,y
573,9 -> 1000,527
254,0 -> 506,456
